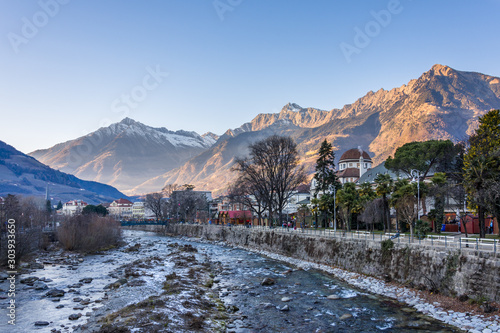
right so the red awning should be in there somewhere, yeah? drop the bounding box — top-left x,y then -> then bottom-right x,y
220,210 -> 252,219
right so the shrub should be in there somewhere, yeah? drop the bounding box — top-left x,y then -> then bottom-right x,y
381,239 -> 394,261
415,219 -> 431,239
57,214 -> 121,252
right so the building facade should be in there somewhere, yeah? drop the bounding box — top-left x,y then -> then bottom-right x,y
337,147 -> 373,184
108,198 -> 133,218
61,200 -> 88,216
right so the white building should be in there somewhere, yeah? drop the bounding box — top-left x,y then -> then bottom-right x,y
132,202 -> 155,219
108,198 -> 133,218
61,200 -> 88,216
337,147 -> 373,184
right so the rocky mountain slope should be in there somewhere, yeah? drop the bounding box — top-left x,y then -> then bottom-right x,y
30,118 -> 218,194
132,64 -> 500,195
0,140 -> 127,203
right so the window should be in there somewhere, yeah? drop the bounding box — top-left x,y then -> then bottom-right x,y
349,163 -> 352,167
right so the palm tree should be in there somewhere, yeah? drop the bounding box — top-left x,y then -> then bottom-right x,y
430,172 -> 447,233
374,173 -> 393,232
337,182 -> 360,232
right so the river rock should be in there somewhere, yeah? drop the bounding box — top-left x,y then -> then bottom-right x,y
34,321 -> 50,326
68,283 -> 83,288
480,303 -> 498,314
104,278 -> 127,289
327,294 -> 340,300
46,289 -> 65,298
73,305 -> 85,310
80,299 -> 91,305
281,297 -> 292,302
20,276 -> 39,285
56,304 -> 64,309
0,272 -> 10,280
340,314 -> 353,320
127,279 -> 146,287
73,297 -> 82,302
228,305 -> 239,313
279,305 -> 290,311
261,278 -> 276,286
79,278 -> 93,284
260,302 -> 274,309
34,281 -> 48,290
30,262 -> 44,269
68,313 -> 82,320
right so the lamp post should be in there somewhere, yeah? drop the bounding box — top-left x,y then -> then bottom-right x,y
410,169 -> 421,220
329,184 -> 337,232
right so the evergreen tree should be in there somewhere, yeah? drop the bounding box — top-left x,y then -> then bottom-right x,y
313,139 -> 340,228
56,201 -> 63,210
464,109 -> 500,237
313,139 -> 338,195
385,140 -> 456,179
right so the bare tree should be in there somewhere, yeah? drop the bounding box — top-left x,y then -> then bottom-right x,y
228,178 -> 267,225
162,183 -> 181,198
359,198 -> 385,231
168,187 -> 208,223
145,192 -> 164,221
233,135 -> 307,226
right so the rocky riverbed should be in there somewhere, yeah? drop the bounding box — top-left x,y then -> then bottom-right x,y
1,229 -> 497,332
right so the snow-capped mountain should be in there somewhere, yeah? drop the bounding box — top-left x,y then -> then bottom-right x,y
29,118 -> 218,193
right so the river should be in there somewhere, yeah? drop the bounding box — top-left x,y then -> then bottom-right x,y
0,229 -> 462,332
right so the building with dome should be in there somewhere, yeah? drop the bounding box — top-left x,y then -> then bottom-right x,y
337,147 -> 373,184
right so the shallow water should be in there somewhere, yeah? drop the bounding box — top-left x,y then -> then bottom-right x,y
0,230 -> 460,332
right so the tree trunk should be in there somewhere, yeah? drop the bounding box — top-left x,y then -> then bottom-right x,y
479,205 -> 486,238
422,196 -> 427,215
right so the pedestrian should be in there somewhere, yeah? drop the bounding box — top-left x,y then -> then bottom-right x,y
490,220 -> 494,234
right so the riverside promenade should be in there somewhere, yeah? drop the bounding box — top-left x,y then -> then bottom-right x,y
225,224 -> 500,255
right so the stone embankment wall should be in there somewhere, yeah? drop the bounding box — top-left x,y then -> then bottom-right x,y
162,224 -> 500,303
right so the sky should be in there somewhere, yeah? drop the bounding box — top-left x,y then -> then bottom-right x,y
1,0 -> 500,154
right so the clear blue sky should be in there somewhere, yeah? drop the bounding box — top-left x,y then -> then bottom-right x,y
1,0 -> 499,154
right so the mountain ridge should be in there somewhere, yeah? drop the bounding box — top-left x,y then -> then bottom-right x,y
0,140 -> 127,203
30,117 -> 219,192
27,64 -> 500,196
130,64 -> 500,195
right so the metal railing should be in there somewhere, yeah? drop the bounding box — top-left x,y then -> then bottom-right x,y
221,224 -> 499,254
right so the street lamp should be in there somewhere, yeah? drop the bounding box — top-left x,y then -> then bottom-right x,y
329,184 -> 337,232
410,169 -> 421,221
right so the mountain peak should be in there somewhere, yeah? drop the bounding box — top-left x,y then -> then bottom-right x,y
429,64 -> 455,77
119,117 -> 138,126
282,102 -> 302,112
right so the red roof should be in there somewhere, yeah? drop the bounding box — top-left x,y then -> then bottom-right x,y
337,168 -> 360,178
113,198 -> 133,205
339,148 -> 372,162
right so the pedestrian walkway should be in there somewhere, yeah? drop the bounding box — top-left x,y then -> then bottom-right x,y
225,225 -> 500,255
